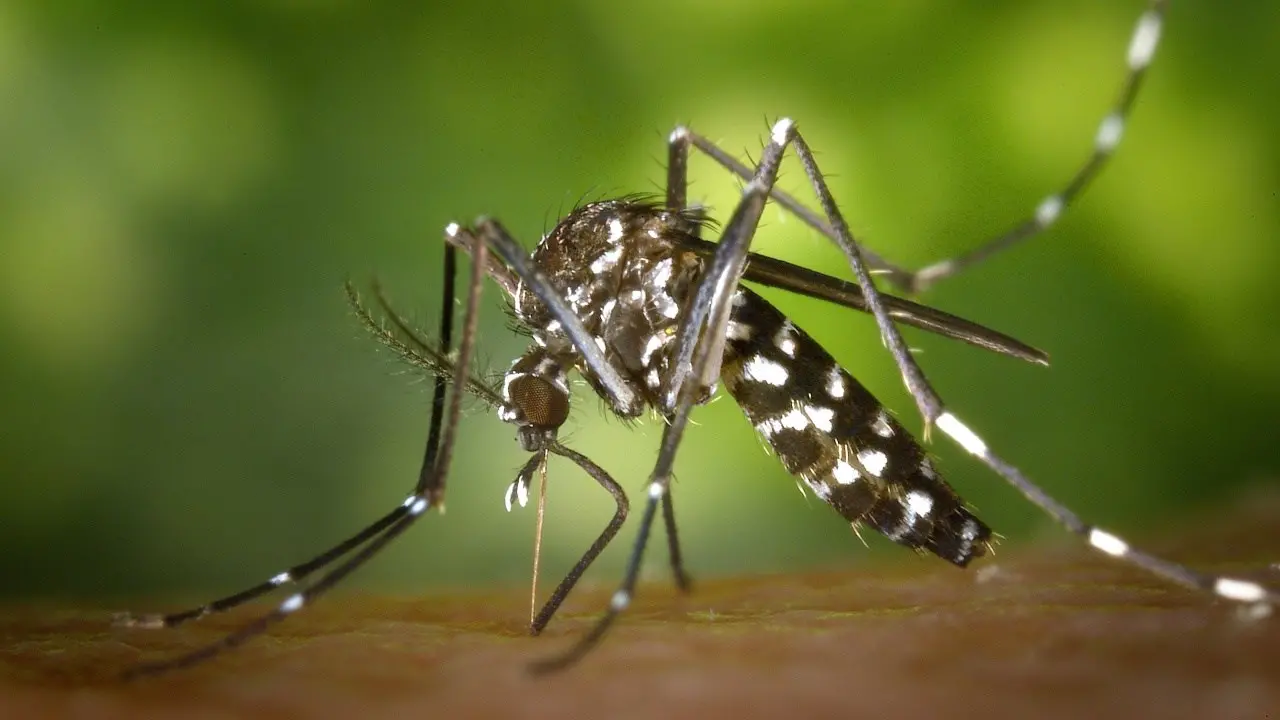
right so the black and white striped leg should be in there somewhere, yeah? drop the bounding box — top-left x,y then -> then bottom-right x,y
779,120 -> 1277,613
119,234 -> 489,679
666,124 -> 908,277
532,119 -> 798,673
672,0 -> 1168,296
906,0 -> 1167,293
951,430 -> 1276,607
122,494 -> 436,679
112,506 -> 409,631
662,121 -> 793,411
114,249 -> 466,635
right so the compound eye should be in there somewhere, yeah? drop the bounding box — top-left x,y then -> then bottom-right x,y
507,375 -> 569,430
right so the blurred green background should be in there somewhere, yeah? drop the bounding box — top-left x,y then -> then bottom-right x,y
1,1 -> 1277,604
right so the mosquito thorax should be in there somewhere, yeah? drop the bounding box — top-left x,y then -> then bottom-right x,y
507,200 -> 709,420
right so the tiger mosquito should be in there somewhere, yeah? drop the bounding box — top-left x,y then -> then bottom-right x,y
115,0 -> 1275,678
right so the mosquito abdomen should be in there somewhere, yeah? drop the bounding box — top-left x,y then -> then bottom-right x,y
720,286 -> 991,566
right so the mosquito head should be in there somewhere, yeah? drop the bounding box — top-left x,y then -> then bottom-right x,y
500,348 -> 572,452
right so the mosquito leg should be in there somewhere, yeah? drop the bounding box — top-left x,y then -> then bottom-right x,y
661,492 -> 693,593
674,125 -> 898,276
662,121 -> 793,411
785,121 -> 1276,612
907,0 -> 1166,293
531,119 -> 797,673
529,444 -> 629,635
113,507 -> 406,630
679,0 -> 1168,295
418,231 -> 457,504
666,126 -> 690,212
659,127 -> 699,595
115,243 -> 463,633
121,235 -> 489,679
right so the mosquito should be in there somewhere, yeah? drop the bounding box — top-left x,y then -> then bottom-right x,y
115,0 -> 1274,678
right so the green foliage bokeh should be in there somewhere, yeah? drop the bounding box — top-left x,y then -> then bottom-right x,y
1,1 -> 1277,602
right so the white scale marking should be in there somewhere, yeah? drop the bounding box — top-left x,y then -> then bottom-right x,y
755,418 -> 780,437
832,459 -> 859,486
904,490 -> 934,521
825,366 -> 846,399
1127,11 -> 1162,69
270,572 -> 292,586
857,448 -> 888,477
779,408 -> 809,431
1088,528 -> 1129,557
1095,113 -> 1124,153
501,372 -> 523,402
589,246 -> 623,274
1214,578 -> 1267,603
756,408 -> 810,437
742,355 -> 789,386
512,280 -> 525,316
936,412 -> 988,457
1034,195 -> 1063,229
549,373 -> 570,396
504,479 -> 529,512
771,117 -> 794,146
870,411 -> 894,438
607,217 -> 625,244
651,258 -> 673,287
726,320 -> 753,341
279,594 -> 304,614
656,292 -> 680,319
954,519 -> 982,557
773,322 -> 797,358
807,478 -> 832,499
802,404 -> 834,433
641,333 -> 667,367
